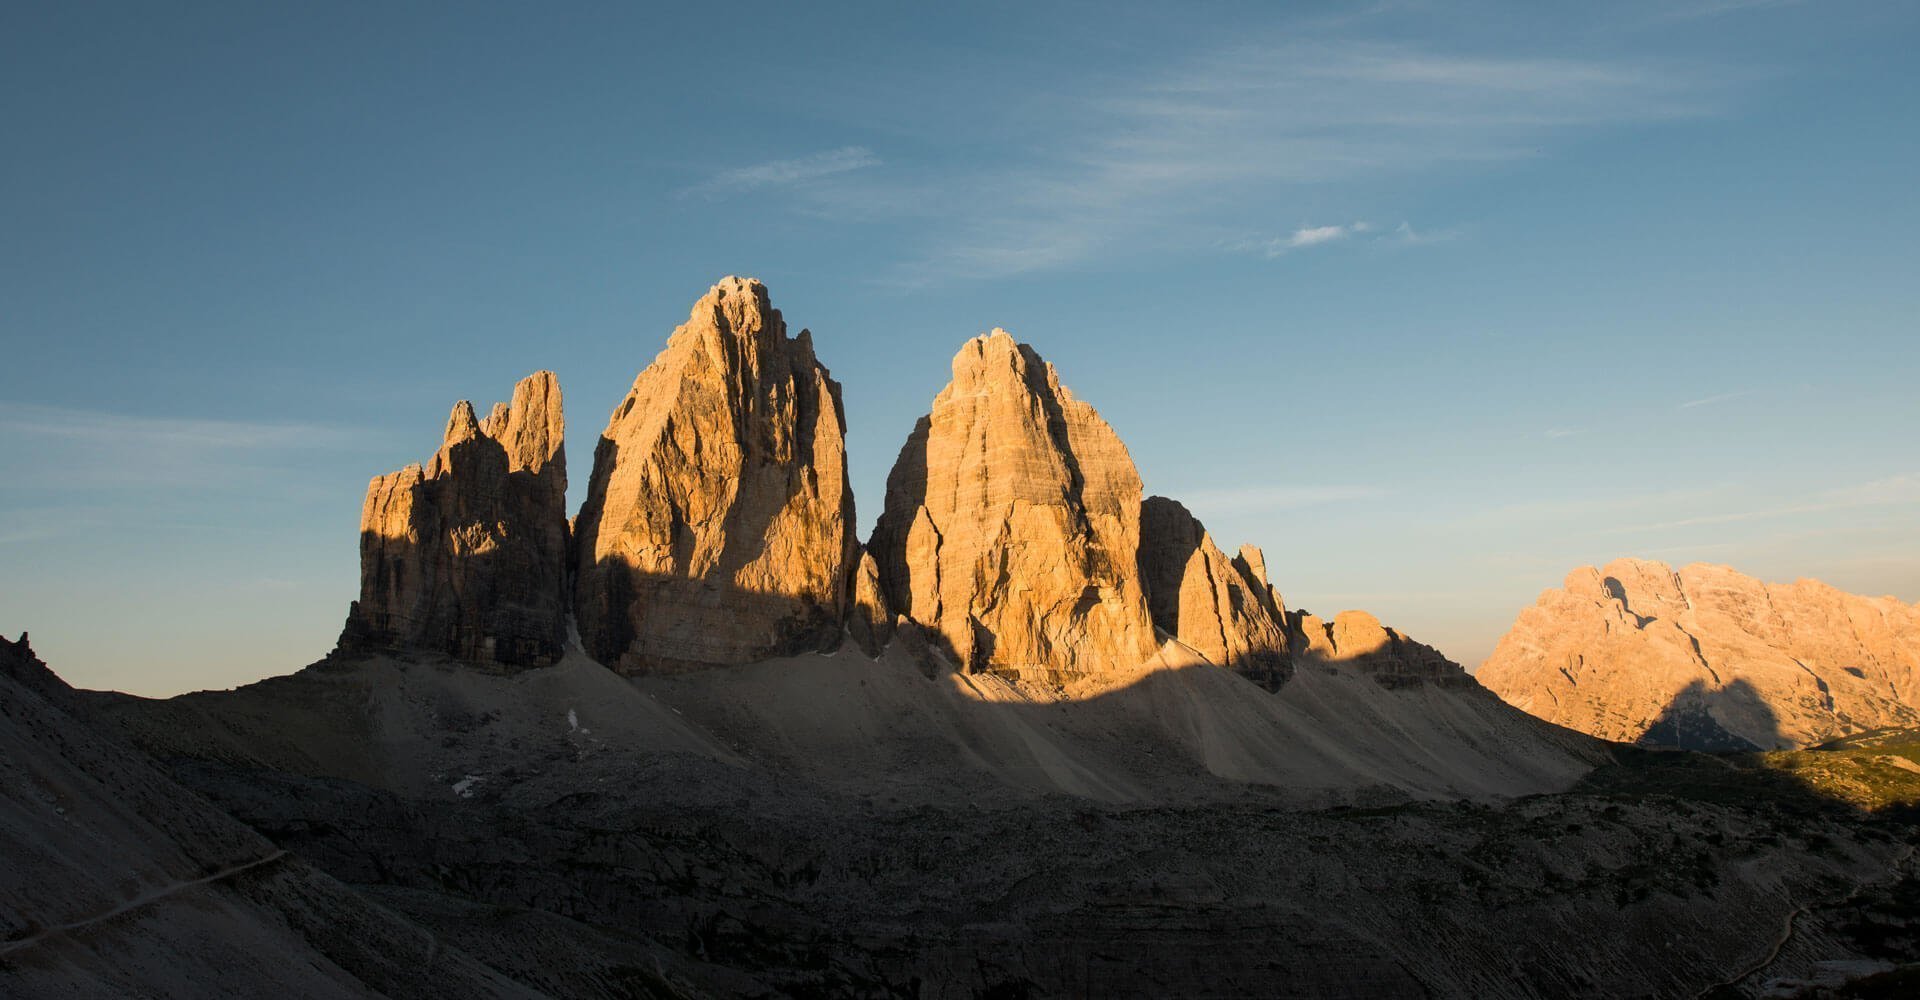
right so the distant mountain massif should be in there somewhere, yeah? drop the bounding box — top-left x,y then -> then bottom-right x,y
1480,557 -> 1920,751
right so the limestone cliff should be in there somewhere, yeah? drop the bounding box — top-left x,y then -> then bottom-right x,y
870,331 -> 1156,677
1138,496 -> 1291,689
1477,558 -> 1920,749
339,371 -> 568,667
572,277 -> 858,673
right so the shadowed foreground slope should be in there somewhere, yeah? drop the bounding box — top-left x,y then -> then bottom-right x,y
64,638 -> 1920,998
0,634 -> 540,999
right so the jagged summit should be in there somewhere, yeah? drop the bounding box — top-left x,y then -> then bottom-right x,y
571,277 -> 858,673
339,370 -> 569,667
325,279 -> 1487,700
1479,556 -> 1920,749
869,330 -> 1157,678
1138,495 -> 1292,690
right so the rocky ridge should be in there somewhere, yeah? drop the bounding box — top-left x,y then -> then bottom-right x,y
333,279 -> 1480,697
339,371 -> 568,668
1138,495 -> 1292,689
1478,557 -> 1920,749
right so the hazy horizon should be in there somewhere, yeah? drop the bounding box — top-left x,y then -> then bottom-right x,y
4,1 -> 1917,696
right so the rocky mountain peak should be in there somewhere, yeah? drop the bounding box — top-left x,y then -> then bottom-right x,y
339,371 -> 570,668
870,330 -> 1155,677
571,278 -> 857,673
1480,558 -> 1920,749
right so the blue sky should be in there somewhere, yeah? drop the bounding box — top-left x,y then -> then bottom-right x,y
3,1 -> 1916,695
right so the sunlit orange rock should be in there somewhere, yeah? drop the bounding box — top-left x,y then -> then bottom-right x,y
869,331 -> 1156,676
1478,558 -> 1920,749
571,277 -> 858,673
339,371 -> 569,667
1137,496 -> 1291,689
1287,609 -> 1461,687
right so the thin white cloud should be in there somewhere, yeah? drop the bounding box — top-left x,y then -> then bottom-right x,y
864,37 -> 1720,283
1469,485 -> 1738,525
1606,474 -> 1920,534
683,146 -> 879,199
1680,389 -> 1753,409
0,402 -> 360,451
1544,428 -> 1583,439
1660,0 -> 1805,21
1289,225 -> 1351,250
0,402 -> 364,490
1257,218 -> 1453,257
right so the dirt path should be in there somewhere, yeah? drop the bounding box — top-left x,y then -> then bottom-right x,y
1695,843 -> 1916,998
0,850 -> 290,958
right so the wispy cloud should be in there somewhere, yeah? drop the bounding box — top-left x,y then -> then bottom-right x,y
1253,218 -> 1455,257
0,506 -> 110,545
0,402 -> 364,490
0,402 -> 360,451
1178,484 -> 1389,516
1606,474 -> 1920,534
1680,389 -> 1753,409
1659,0 -> 1805,21
1290,224 -> 1356,248
682,146 -> 880,199
1390,220 -> 1458,246
854,37 -> 1722,284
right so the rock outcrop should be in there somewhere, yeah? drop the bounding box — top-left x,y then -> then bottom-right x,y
870,331 -> 1156,677
846,549 -> 894,658
1138,496 -> 1291,689
572,277 -> 858,674
339,371 -> 569,668
1289,609 -> 1464,688
1478,558 -> 1920,749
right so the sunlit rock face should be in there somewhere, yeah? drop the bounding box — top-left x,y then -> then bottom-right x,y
1138,496 -> 1292,689
870,330 -> 1156,677
1287,609 -> 1463,688
572,277 -> 858,674
340,371 -> 569,667
1478,557 -> 1920,749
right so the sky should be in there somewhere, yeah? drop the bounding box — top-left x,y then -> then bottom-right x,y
3,1 -> 1916,696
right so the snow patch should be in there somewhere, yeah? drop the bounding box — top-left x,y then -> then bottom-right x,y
451,774 -> 483,798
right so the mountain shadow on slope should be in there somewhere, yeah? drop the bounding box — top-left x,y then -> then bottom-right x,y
1640,678 -> 1784,752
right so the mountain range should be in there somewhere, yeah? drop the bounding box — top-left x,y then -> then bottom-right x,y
6,278 -> 1919,997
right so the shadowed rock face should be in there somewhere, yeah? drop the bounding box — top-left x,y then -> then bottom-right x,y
1138,496 -> 1291,689
845,548 -> 894,658
572,277 -> 857,674
870,331 -> 1157,677
1478,557 -> 1920,749
339,371 -> 568,668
